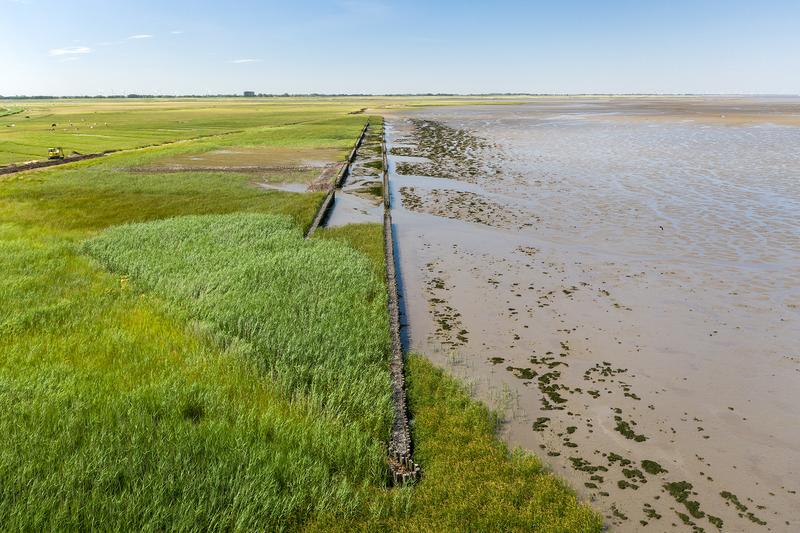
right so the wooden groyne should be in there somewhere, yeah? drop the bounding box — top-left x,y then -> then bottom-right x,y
381,121 -> 420,484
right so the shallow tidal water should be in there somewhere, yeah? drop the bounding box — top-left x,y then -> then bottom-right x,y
386,98 -> 800,531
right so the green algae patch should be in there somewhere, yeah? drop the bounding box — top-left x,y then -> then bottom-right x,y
641,459 -> 667,475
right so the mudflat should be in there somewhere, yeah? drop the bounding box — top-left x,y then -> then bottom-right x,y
386,97 -> 800,532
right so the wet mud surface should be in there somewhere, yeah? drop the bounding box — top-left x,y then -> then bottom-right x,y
387,97 -> 800,532
399,186 -> 539,230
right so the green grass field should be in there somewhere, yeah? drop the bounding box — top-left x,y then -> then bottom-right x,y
0,98 -> 361,165
0,95 -> 551,166
0,98 -> 601,531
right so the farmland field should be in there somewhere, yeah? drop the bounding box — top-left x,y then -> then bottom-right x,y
0,97 -> 600,531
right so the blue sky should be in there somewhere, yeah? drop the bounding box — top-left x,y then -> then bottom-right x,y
2,0 -> 799,95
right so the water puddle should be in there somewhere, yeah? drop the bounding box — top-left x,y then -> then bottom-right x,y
325,192 -> 383,227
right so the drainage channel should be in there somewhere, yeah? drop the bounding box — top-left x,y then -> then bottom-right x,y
304,121 -> 369,238
323,123 -> 385,228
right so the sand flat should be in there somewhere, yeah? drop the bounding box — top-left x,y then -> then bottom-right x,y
387,97 -> 800,531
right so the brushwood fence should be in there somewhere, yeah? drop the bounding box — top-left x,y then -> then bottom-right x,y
381,122 -> 420,484
304,118 -> 419,483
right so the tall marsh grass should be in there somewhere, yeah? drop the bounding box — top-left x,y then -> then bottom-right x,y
86,213 -> 391,438
1,214 -> 391,530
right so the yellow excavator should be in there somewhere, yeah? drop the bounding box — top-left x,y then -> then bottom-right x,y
47,147 -> 65,160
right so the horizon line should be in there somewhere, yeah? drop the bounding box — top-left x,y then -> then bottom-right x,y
3,92 -> 800,100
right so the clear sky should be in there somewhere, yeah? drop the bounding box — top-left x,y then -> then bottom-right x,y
2,0 -> 799,96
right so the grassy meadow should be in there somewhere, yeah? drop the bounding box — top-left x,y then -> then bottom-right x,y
0,97 -> 601,531
0,95 -> 547,166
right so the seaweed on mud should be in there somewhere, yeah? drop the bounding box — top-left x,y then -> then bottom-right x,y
641,459 -> 667,475
392,119 -> 498,183
538,371 -> 568,410
719,491 -> 767,526
569,457 -> 608,475
389,146 -> 417,157
360,184 -> 383,198
622,467 -> 647,485
675,511 -> 706,533
398,186 -> 538,230
643,503 -> 662,520
506,366 -> 536,380
532,417 -> 550,432
528,355 -> 569,369
607,452 -> 632,467
719,490 -> 747,512
363,159 -> 383,171
707,515 -> 724,529
611,504 -> 628,521
424,265 -> 468,349
583,361 -> 628,381
613,416 -> 647,442
665,481 -> 705,521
